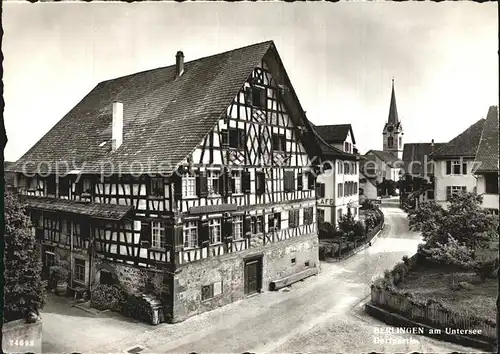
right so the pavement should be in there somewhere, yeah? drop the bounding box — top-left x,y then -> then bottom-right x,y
42,197 -> 478,353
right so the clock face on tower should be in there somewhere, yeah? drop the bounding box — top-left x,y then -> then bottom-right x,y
387,125 -> 394,133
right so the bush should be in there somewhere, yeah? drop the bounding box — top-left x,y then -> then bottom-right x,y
123,293 -> 154,324
391,262 -> 410,285
91,284 -> 127,312
353,221 -> 365,237
402,255 -> 410,266
474,258 -> 499,281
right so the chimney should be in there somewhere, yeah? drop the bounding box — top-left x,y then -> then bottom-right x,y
112,102 -> 123,151
176,51 -> 184,78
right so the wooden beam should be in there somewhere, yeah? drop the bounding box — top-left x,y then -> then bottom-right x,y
269,267 -> 319,291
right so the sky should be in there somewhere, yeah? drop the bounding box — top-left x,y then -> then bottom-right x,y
3,2 -> 498,161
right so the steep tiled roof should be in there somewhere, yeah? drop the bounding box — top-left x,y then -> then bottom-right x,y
10,41 -> 315,175
22,196 -> 133,220
432,118 -> 485,159
474,106 -> 499,173
365,150 -> 400,167
402,142 -> 446,175
313,124 -> 355,144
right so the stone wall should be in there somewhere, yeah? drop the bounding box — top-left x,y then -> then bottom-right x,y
2,319 -> 42,354
171,233 -> 319,323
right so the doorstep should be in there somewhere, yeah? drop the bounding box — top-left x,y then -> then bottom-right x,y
72,301 -> 109,316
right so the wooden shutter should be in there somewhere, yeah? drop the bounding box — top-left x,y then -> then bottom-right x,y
307,173 -> 315,190
222,216 -> 233,243
446,186 -> 452,199
315,183 -> 321,197
173,174 -> 182,200
140,222 -> 151,245
165,223 -> 175,249
242,171 -> 251,194
256,172 -> 265,195
243,215 -> 252,237
297,173 -> 303,191
198,220 -> 209,247
174,225 -> 184,252
196,175 -> 208,198
446,161 -> 451,175
462,162 -> 467,175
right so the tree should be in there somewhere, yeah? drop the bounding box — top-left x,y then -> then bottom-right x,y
425,236 -> 476,287
5,191 -> 45,322
408,192 -> 498,250
338,213 -> 356,235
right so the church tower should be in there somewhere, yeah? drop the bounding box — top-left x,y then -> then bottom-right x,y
382,79 -> 403,159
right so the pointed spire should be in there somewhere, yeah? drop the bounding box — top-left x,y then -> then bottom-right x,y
388,79 -> 399,126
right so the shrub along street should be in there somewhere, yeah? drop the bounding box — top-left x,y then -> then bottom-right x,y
368,192 -> 498,348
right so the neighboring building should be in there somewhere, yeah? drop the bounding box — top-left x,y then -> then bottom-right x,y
7,41 -> 322,323
382,79 -> 404,160
359,171 -> 378,201
363,149 -> 402,183
312,124 -> 360,227
400,140 -> 446,207
314,123 -> 357,154
432,118 -> 486,207
473,106 -> 499,215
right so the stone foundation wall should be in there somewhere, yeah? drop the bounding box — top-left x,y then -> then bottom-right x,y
171,233 -> 319,323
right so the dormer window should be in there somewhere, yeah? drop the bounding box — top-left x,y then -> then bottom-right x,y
272,133 -> 286,152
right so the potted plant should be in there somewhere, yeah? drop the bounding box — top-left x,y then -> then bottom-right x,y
49,261 -> 70,296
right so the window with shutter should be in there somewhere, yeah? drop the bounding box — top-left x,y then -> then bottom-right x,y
221,129 -> 229,147
207,170 -> 220,195
243,215 -> 252,237
140,222 -> 151,246
307,173 -> 315,190
196,175 -> 209,198
284,171 -> 295,192
288,209 -> 299,228
304,207 -> 313,225
272,134 -> 286,152
446,161 -> 452,175
232,216 -> 243,240
250,86 -> 266,109
198,221 -> 210,247
462,162 -> 467,175
150,177 -> 164,198
183,222 -> 197,249
151,222 -> 166,249
297,173 -> 303,190
231,170 -> 242,194
452,160 -> 461,175
242,171 -> 251,194
209,218 -> 222,244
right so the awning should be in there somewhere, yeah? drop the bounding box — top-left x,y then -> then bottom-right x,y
22,196 -> 133,221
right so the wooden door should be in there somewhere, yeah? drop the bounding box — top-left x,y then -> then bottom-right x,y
244,257 -> 262,295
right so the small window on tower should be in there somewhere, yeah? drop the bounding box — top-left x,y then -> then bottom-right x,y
399,137 -> 402,148
387,137 -> 394,148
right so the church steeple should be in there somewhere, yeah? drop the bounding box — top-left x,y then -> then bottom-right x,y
382,78 -> 404,160
388,78 -> 399,126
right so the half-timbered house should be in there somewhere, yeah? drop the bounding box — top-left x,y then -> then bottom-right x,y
8,41 -> 322,323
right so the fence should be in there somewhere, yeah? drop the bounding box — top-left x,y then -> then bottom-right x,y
370,286 -> 496,343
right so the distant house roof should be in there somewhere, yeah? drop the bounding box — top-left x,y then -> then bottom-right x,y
402,142 -> 446,175
4,161 -> 15,186
474,106 -> 499,173
22,196 -> 133,221
8,41 -> 318,175
432,118 -> 485,159
313,124 -> 356,145
308,121 -> 358,161
365,150 -> 400,168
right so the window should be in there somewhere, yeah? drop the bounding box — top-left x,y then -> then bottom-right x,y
151,222 -> 166,249
231,170 -> 242,194
246,86 -> 266,108
256,171 -> 266,195
58,176 -> 70,197
344,162 -> 349,175
289,209 -> 299,228
183,221 -> 198,248
317,208 -> 325,224
233,216 -> 243,240
338,161 -> 343,174
222,127 -> 246,149
182,176 -> 196,198
201,284 -> 214,301
284,170 -> 295,192
46,175 -> 56,195
74,259 -> 86,283
446,185 -> 467,199
28,177 -> 38,191
344,142 -> 350,153
485,173 -> 499,194
338,183 -> 343,197
82,178 -> 92,194
354,182 -> 358,194
387,137 -> 394,148
427,190 -> 434,200
272,133 -> 286,152
399,137 -> 402,148
447,160 -> 467,175
304,207 -> 313,225
316,182 -> 326,198
251,215 -> 264,234
269,212 -> 281,231
207,170 -> 220,195
150,178 -> 164,197
209,219 -> 222,244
